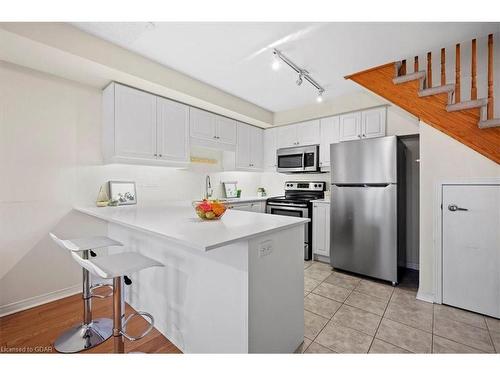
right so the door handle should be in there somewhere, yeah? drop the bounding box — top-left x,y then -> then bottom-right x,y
448,204 -> 468,212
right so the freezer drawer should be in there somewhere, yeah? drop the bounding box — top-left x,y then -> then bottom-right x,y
330,184 -> 398,283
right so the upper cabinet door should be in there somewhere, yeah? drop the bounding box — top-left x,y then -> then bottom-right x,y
190,107 -> 216,140
277,124 -> 298,148
263,127 -> 278,170
156,97 -> 190,162
319,116 -> 340,168
236,122 -> 251,169
296,120 -> 320,146
249,126 -> 263,169
361,107 -> 386,139
216,115 -> 237,145
339,112 -> 362,141
114,84 -> 157,159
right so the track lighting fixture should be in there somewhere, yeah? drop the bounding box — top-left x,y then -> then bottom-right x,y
272,49 -> 326,103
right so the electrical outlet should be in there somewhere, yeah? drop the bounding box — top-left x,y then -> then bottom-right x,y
258,240 -> 273,257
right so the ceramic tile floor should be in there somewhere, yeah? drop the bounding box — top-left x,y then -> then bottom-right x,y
300,260 -> 500,354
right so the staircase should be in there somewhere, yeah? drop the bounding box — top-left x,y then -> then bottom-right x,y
346,34 -> 500,164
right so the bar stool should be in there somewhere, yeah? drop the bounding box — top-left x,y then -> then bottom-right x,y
70,251 -> 163,353
49,233 -> 123,353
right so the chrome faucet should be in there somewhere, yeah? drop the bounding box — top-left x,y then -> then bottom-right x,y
205,175 -> 213,199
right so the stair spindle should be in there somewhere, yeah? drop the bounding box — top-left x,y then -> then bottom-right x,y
455,43 -> 461,103
400,59 -> 407,76
488,34 -> 494,119
440,48 -> 446,86
471,39 -> 477,100
427,52 -> 432,88
414,56 -> 419,72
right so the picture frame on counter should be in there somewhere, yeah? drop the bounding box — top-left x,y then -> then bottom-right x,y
108,181 -> 137,205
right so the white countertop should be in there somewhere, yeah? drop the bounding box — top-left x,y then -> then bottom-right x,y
74,203 -> 308,252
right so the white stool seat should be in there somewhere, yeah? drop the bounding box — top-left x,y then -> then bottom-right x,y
87,252 -> 163,279
50,233 -> 123,252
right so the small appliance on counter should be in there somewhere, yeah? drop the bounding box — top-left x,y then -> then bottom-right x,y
266,181 -> 325,260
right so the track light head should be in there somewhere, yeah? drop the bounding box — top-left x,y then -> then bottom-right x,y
316,90 -> 324,103
296,74 -> 303,86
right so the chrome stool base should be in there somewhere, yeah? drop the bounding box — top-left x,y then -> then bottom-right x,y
54,318 -> 113,353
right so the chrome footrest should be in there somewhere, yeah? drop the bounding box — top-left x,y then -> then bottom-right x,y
90,283 -> 114,299
120,311 -> 154,341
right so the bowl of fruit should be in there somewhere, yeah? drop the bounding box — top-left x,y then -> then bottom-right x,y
193,199 -> 227,220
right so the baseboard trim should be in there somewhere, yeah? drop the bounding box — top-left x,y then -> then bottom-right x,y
416,289 -> 434,304
0,284 -> 81,318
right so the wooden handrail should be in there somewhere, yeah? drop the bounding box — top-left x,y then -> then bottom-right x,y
488,34 -> 494,119
471,39 -> 477,100
455,44 -> 461,103
427,52 -> 432,88
440,48 -> 446,85
414,56 -> 419,72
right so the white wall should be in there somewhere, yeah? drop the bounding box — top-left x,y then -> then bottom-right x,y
418,122 -> 500,300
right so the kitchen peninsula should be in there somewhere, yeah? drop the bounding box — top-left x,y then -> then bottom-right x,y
74,203 -> 308,353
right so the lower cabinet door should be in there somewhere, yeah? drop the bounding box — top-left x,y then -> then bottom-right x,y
312,203 -> 330,258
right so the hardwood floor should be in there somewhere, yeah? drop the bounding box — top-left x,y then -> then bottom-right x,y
0,290 -> 182,354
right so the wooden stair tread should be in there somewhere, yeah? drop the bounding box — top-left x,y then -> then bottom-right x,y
418,84 -> 455,97
479,118 -> 500,129
392,71 -> 426,84
447,98 -> 488,112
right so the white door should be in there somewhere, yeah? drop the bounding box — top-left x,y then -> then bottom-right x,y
319,116 -> 340,168
190,107 -> 216,140
442,184 -> 500,318
114,84 -> 157,159
230,203 -> 253,211
312,203 -> 330,257
263,127 -> 277,170
361,107 -> 386,139
156,97 -> 190,162
249,126 -> 263,169
277,125 -> 298,148
250,202 -> 265,213
236,122 -> 251,169
296,120 -> 320,146
216,115 -> 237,145
339,112 -> 361,141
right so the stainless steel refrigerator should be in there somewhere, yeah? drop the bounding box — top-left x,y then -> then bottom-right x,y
330,136 -> 404,285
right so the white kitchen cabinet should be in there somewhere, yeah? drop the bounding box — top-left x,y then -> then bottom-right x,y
190,108 -> 237,147
113,83 -> 157,160
189,107 -> 217,140
263,127 -> 278,170
277,120 -> 320,149
319,116 -> 340,168
361,107 -> 386,139
229,201 -> 266,213
215,115 -> 237,145
339,107 -> 386,142
277,125 -> 298,149
312,201 -> 330,259
156,97 -> 190,162
236,122 -> 263,171
339,112 -> 362,141
102,83 -> 189,166
296,120 -> 320,146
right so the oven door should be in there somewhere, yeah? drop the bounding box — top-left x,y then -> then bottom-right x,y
266,203 -> 310,260
276,151 -> 305,173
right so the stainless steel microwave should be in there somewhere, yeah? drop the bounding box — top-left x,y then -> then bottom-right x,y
276,145 -> 320,173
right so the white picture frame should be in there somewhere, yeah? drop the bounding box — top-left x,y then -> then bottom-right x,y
223,181 -> 238,198
108,181 -> 137,205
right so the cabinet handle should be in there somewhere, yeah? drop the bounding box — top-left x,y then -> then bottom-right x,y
159,154 -> 162,157
358,135 -> 362,138
362,134 -> 366,137
154,153 -> 158,157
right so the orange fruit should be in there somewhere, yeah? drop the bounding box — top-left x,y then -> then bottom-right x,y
211,202 -> 226,216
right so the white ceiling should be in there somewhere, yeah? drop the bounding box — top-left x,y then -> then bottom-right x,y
73,22 -> 499,112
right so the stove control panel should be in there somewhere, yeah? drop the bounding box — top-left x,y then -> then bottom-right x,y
284,181 -> 325,191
